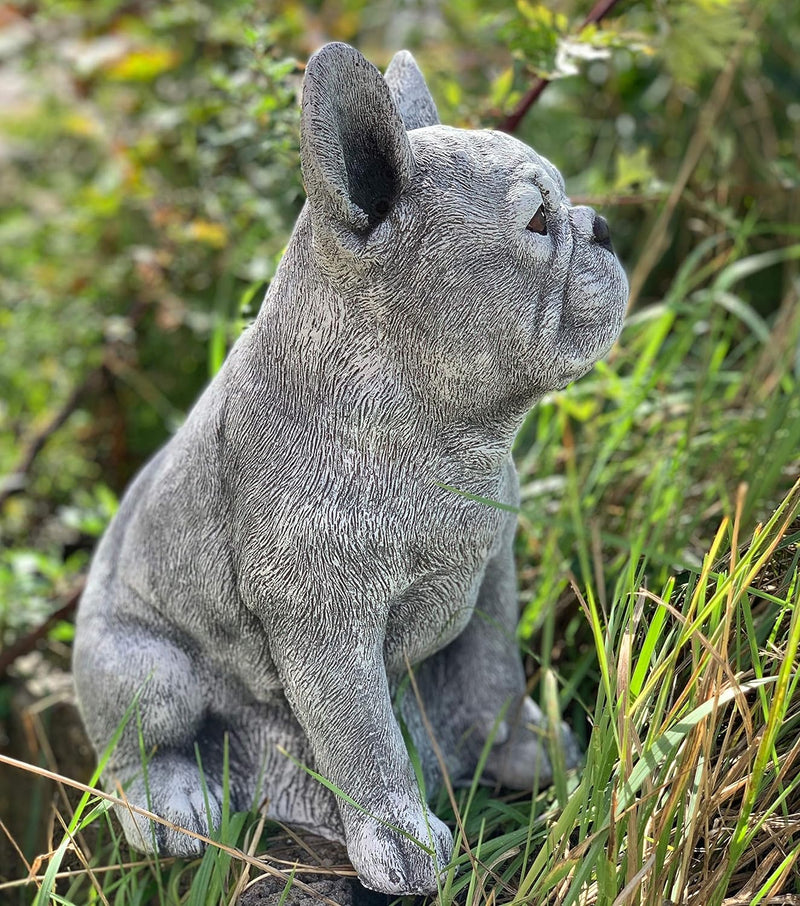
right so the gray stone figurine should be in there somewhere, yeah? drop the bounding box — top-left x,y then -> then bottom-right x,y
73,43 -> 628,895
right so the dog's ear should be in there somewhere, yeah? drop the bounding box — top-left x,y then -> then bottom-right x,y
384,51 -> 440,130
301,43 -> 414,232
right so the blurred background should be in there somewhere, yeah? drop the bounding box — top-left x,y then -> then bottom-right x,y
1,0 -> 799,889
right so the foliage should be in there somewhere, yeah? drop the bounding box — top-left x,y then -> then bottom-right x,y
0,0 -> 304,561
1,0 -> 799,903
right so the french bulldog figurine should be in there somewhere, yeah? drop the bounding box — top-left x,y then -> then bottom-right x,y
73,43 -> 628,895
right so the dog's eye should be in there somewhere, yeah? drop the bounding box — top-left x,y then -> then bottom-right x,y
526,205 -> 547,235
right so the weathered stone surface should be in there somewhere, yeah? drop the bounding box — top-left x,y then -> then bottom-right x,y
72,41 -> 628,896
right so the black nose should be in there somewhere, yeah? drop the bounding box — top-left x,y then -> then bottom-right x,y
592,214 -> 614,253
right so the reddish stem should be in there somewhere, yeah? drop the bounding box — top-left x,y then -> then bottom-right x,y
499,0 -> 627,134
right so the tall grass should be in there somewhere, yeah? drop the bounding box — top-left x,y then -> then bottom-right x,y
2,240 -> 799,904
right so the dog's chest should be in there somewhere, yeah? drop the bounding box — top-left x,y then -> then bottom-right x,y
330,460 -> 509,670
237,416 -> 514,671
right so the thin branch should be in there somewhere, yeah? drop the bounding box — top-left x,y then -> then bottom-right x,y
0,297 -> 149,511
499,0 -> 627,134
0,376 -> 101,511
500,78 -> 549,135
0,581 -> 84,678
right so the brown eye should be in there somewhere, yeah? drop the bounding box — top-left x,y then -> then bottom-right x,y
526,204 -> 547,235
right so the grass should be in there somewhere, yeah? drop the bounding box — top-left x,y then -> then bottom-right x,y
2,238 -> 799,905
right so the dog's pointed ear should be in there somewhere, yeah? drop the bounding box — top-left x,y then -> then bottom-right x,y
384,50 -> 440,130
301,43 -> 414,232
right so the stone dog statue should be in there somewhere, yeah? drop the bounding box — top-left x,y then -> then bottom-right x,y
73,42 -> 628,895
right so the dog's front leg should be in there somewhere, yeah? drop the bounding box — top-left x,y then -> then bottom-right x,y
266,612 -> 453,895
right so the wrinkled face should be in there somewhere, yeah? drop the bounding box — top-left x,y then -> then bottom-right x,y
379,126 -> 629,406
299,43 -> 628,420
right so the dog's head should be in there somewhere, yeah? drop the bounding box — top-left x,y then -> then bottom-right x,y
299,43 -> 628,418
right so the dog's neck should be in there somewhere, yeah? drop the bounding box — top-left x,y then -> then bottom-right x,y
252,213 -> 526,480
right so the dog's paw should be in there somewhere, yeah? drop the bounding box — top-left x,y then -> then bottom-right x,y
483,696 -> 581,789
151,782 -> 223,857
115,758 -> 222,857
346,804 -> 453,895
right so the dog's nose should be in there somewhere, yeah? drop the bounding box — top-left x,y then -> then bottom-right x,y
592,214 -> 614,253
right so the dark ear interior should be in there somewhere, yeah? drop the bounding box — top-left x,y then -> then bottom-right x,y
341,122 -> 400,226
300,43 -> 414,232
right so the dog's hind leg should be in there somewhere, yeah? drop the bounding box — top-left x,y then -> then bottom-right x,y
73,615 -> 227,856
399,505 -> 581,794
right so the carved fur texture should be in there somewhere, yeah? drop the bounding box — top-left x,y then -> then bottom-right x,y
73,43 -> 628,895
